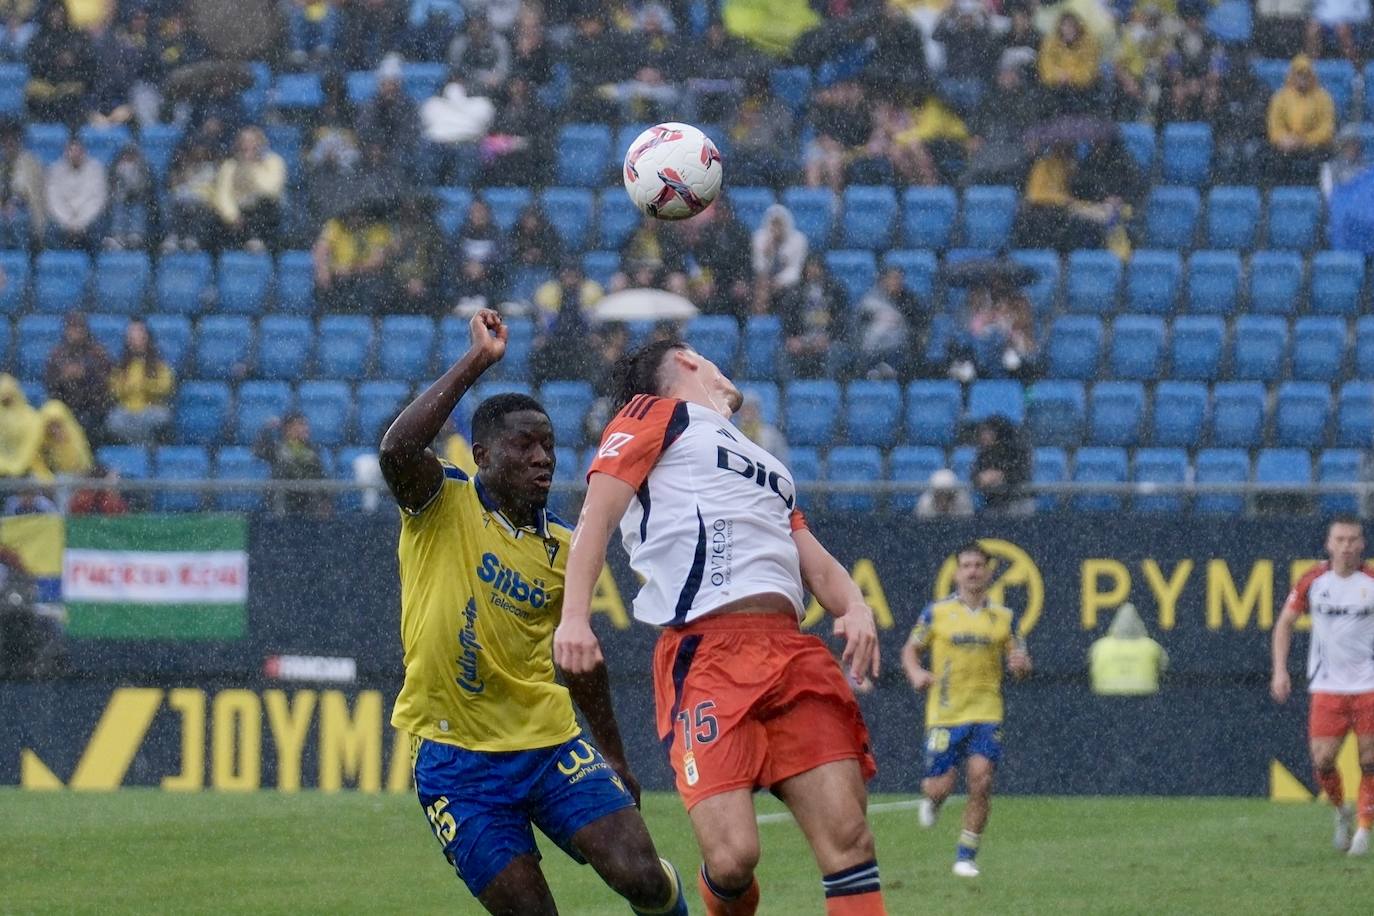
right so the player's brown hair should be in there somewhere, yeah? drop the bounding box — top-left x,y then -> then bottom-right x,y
610,339 -> 690,414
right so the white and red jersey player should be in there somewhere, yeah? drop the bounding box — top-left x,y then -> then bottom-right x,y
1284,562 -> 1374,696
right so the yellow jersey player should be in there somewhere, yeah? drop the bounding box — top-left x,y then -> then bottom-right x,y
900,541 -> 1032,879
379,310 -> 687,916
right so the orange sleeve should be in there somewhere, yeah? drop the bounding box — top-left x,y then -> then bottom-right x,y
789,508 -> 808,532
1286,563 -> 1327,615
587,396 -> 691,490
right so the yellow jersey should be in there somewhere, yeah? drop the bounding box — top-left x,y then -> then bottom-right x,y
390,465 -> 580,752
909,595 -> 1017,728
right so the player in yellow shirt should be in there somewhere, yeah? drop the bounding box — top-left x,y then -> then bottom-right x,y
900,541 -> 1031,879
379,310 -> 686,916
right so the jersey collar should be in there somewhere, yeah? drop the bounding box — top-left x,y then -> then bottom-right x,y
473,474 -> 550,539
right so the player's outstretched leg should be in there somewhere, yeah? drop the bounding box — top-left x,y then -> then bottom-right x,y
919,771 -> 956,830
572,808 -> 688,915
1352,736 -> 1374,856
688,788 -> 763,916
952,755 -> 996,878
1311,737 -> 1351,850
476,855 -> 559,916
775,760 -> 887,915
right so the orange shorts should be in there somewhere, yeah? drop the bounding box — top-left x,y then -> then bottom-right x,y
1309,691 -> 1374,739
652,611 -> 877,810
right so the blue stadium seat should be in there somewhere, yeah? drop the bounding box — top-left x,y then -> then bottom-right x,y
480,188 -> 533,233
902,187 -> 956,250
785,380 -> 841,446
1357,316 -> 1374,378
263,125 -> 302,178
1248,250 -> 1304,314
434,187 -> 474,236
0,249 -> 29,313
889,445 -> 946,513
35,250 -> 89,312
781,187 -> 836,249
25,123 -> 68,164
487,316 -> 533,382
437,316 -> 469,369
357,380 -> 411,445
556,124 -> 611,187
316,315 -> 374,379
539,188 -> 595,252
1045,315 -> 1103,380
686,316 -> 740,372
1133,448 -> 1188,514
1266,187 -> 1322,251
905,380 -> 961,446
1026,380 -> 1085,446
1255,448 -> 1313,492
1309,250 -> 1365,315
77,124 -> 132,167
1066,250 -> 1122,314
236,380 -> 293,443
87,314 -> 125,360
1208,0 -> 1253,44
1336,381 -> 1374,447
827,446 -> 883,512
1110,314 -> 1165,380
742,315 -> 782,379
272,72 -> 323,111
195,315 -> 253,380
146,314 -> 191,371
1254,58 -> 1290,91
1291,317 -> 1345,381
0,62 -> 26,115
541,380 -> 595,447
1073,447 -> 1127,512
824,250 -> 875,304
1124,250 -> 1180,314
1318,448 -> 1362,515
841,186 -> 897,249
345,70 -> 378,103
1089,382 -> 1146,447
175,381 -> 231,443
788,447 -> 822,507
770,66 -> 812,113
154,446 -> 210,511
378,315 -> 435,381
1211,381 -> 1266,447
579,251 -> 617,288
1170,315 -> 1225,381
960,186 -> 1017,250
1231,314 -> 1287,381
1186,251 -> 1242,314
0,321 -> 9,368
217,252 -> 273,314
1118,122 -> 1155,173
1206,186 -> 1261,250
1009,249 -> 1060,314
17,380 -> 43,406
16,314 -> 58,377
1195,448 -> 1249,514
967,379 -> 1024,425
737,381 -> 780,426
1144,187 -> 1200,249
844,380 -> 901,447
883,250 -> 938,302
275,251 -> 314,313
156,252 -> 212,314
1032,446 -> 1068,512
333,445 -> 376,512
597,190 -> 641,250
140,123 -> 183,180
215,446 -> 269,512
97,444 -> 149,479
93,251 -> 150,314
727,187 -> 776,233
1151,381 -> 1207,446
1273,381 -> 1331,447
1315,59 -> 1354,120
1161,123 -> 1212,186
458,381 -> 533,432
297,380 -> 353,446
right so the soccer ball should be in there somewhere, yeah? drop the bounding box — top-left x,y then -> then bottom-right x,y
622,122 -> 723,220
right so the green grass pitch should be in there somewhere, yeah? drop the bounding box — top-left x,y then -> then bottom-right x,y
2,791 -> 1367,915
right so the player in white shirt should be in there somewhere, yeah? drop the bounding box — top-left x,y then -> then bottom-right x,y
1272,515 -> 1374,856
555,340 -> 887,916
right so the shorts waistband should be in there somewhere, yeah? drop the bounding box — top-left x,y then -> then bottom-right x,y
665,610 -> 800,636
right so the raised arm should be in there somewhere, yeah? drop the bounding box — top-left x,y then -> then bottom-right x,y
553,472 -> 636,674
794,526 -> 880,681
379,310 -> 506,512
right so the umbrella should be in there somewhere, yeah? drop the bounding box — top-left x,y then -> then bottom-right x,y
942,258 -> 1037,289
164,60 -> 255,101
1023,115 -> 1118,150
593,289 -> 699,322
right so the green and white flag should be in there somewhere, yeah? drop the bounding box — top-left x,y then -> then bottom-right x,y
62,515 -> 248,639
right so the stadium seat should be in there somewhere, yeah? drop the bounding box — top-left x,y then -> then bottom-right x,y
0,249 -> 29,313
86,313 -> 125,360
1009,249 -> 1060,314
236,381 -> 293,443
827,446 -> 884,512
217,252 -> 274,314
824,250 -> 876,304
344,69 -> 378,103
25,122 -> 68,164
1170,315 -> 1226,381
842,186 -> 897,249
16,314 -> 58,377
788,447 -> 822,507
1118,122 -> 1155,173
902,187 -> 957,250
1151,381 -> 1207,446
357,380 -> 411,445
97,444 -> 149,480
1089,382 -> 1146,447
1248,250 -> 1304,314
378,315 -> 436,381
1335,381 -> 1374,447
480,188 -> 533,232
552,445 -> 581,489
1207,0 -> 1253,43
845,380 -> 902,447
1186,251 -> 1242,314
686,316 -> 740,374
437,316 -> 471,370
1124,251 -> 1181,314
1315,59 -> 1354,120
1265,187 -> 1322,251
727,187 -> 776,233
0,62 -> 25,115
1109,314 -> 1166,380
1195,448 -> 1249,514
596,190 -> 641,250
1206,186 -> 1261,250
485,316 -> 533,383
770,66 -> 812,113
1026,380 -> 1085,446
175,381 -> 231,443
77,125 -> 131,168
1072,447 -> 1128,512
297,380 -> 353,447
781,187 -> 836,249
0,321 -> 9,369
1255,448 -> 1313,493
272,72 -> 323,111
539,188 -> 595,252
316,315 -> 374,379
556,124 -> 612,187
1291,317 -> 1345,381
140,123 -> 183,180
156,252 -> 213,314
154,446 -> 210,512
146,314 -> 191,371
1357,316 -> 1374,378
1045,315 -> 1103,380
1143,186 -> 1200,249
458,381 -> 533,432
905,380 -> 961,446
541,380 -> 595,448
1309,251 -> 1365,315
434,187 -> 475,236
960,186 -> 1017,250
1032,446 -> 1068,512
1273,381 -> 1331,447
35,250 -> 90,312
736,382 -> 780,427
883,250 -> 938,303
1133,448 -> 1188,514
1318,448 -> 1363,515
215,446 -> 270,512
16,380 -> 44,408
967,379 -> 1024,425
195,315 -> 254,380
1066,250 -> 1122,314
742,315 -> 782,378
507,265 -> 554,302
582,251 -> 619,288
1161,123 -> 1212,186
1231,315 -> 1288,382
94,251 -> 150,314
1211,381 -> 1266,447
785,380 -> 841,446
889,445 -> 946,513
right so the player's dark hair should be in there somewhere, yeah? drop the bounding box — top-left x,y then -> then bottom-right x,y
954,540 -> 992,562
470,393 -> 548,446
1328,514 -> 1364,532
610,339 -> 690,414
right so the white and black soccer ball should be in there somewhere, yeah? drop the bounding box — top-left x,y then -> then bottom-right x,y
622,122 -> 723,220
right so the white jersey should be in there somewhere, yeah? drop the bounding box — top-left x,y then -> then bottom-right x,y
1286,562 -> 1374,694
588,396 -> 806,627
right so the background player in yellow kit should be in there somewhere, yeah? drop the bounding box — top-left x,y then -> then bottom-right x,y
901,541 -> 1032,879
379,310 -> 686,916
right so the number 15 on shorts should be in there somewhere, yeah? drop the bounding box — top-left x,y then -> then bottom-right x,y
676,701 -> 718,787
